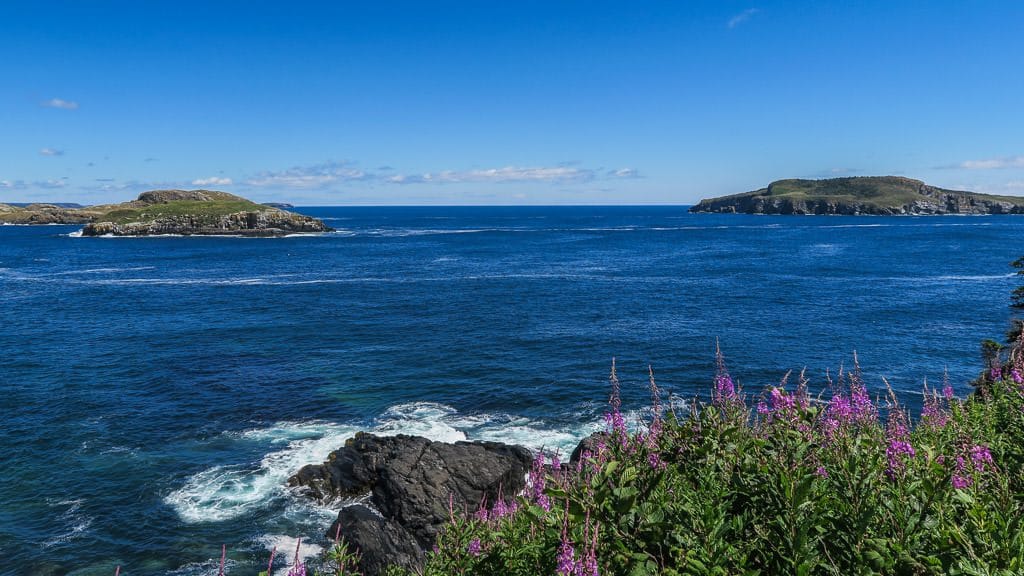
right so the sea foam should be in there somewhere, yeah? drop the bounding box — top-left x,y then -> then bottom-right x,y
165,403 -> 601,524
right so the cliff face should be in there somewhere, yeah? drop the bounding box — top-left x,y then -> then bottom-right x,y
81,207 -> 329,236
690,177 -> 1024,215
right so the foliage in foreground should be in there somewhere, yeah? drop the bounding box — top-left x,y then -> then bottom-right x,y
396,343 -> 1024,576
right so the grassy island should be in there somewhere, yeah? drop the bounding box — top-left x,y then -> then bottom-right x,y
691,176 -> 1024,215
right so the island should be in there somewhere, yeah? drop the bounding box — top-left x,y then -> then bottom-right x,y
0,202 -> 97,224
689,176 -> 1024,215
1,189 -> 332,236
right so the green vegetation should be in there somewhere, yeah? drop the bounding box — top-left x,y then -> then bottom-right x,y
397,355 -> 1024,576
96,199 -> 263,224
766,176 -> 940,205
691,176 -> 1024,214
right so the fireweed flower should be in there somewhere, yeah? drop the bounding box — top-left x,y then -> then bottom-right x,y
527,452 -> 553,512
970,444 -> 994,472
647,366 -> 664,446
885,410 -> 915,479
850,382 -> 875,422
713,344 -> 739,406
814,465 -> 828,478
822,376 -> 878,440
757,385 -> 799,424
490,498 -> 518,519
950,444 -> 995,488
467,538 -> 482,557
920,392 -> 949,429
286,538 -> 306,576
952,471 -> 972,489
943,383 -> 955,400
474,507 -> 489,522
714,374 -> 736,404
647,451 -> 665,470
556,537 -> 576,576
605,359 -> 628,445
990,365 -> 1002,380
581,519 -> 600,576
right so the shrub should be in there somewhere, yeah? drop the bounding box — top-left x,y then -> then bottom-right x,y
402,347 -> 1024,575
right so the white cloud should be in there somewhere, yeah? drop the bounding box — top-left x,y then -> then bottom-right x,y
39,147 -> 64,156
34,178 -> 68,189
388,165 -> 641,185
0,178 -> 68,191
728,8 -> 760,28
958,156 -> 1024,170
243,161 -> 640,189
40,98 -> 79,110
82,179 -> 183,194
246,162 -> 367,189
607,168 -> 641,178
192,176 -> 233,186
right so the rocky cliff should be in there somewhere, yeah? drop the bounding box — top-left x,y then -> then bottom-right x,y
690,176 -> 1024,215
77,189 -> 331,236
289,433 -> 533,575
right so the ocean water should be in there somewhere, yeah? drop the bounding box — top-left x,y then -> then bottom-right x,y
1,206 -> 1021,574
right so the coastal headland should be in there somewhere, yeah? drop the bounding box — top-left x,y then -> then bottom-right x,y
690,176 -> 1024,215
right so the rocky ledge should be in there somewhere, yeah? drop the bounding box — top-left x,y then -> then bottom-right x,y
690,176 -> 1024,215
82,208 -> 328,237
79,189 -> 331,236
0,202 -> 95,224
288,433 -> 532,575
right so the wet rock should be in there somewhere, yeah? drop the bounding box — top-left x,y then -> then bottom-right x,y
570,431 -> 608,465
327,505 -> 424,576
290,433 -> 532,575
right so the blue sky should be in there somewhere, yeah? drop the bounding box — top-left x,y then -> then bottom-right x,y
2,1 -> 1023,205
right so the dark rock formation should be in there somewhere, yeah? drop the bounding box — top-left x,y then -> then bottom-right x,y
570,432 -> 608,465
330,505 -> 425,576
81,209 -> 329,237
289,433 -> 532,575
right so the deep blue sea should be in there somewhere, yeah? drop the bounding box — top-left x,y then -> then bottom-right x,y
1,206 -> 1021,575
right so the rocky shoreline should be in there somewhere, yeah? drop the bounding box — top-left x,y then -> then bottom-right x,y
288,433 -> 551,575
81,209 -> 328,237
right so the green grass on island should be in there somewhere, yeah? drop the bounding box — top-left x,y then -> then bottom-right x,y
96,199 -> 265,224
766,177 -> 1024,206
691,176 -> 1024,214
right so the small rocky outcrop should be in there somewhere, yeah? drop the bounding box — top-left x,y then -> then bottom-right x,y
570,431 -> 608,465
331,505 -> 426,576
289,433 -> 532,575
